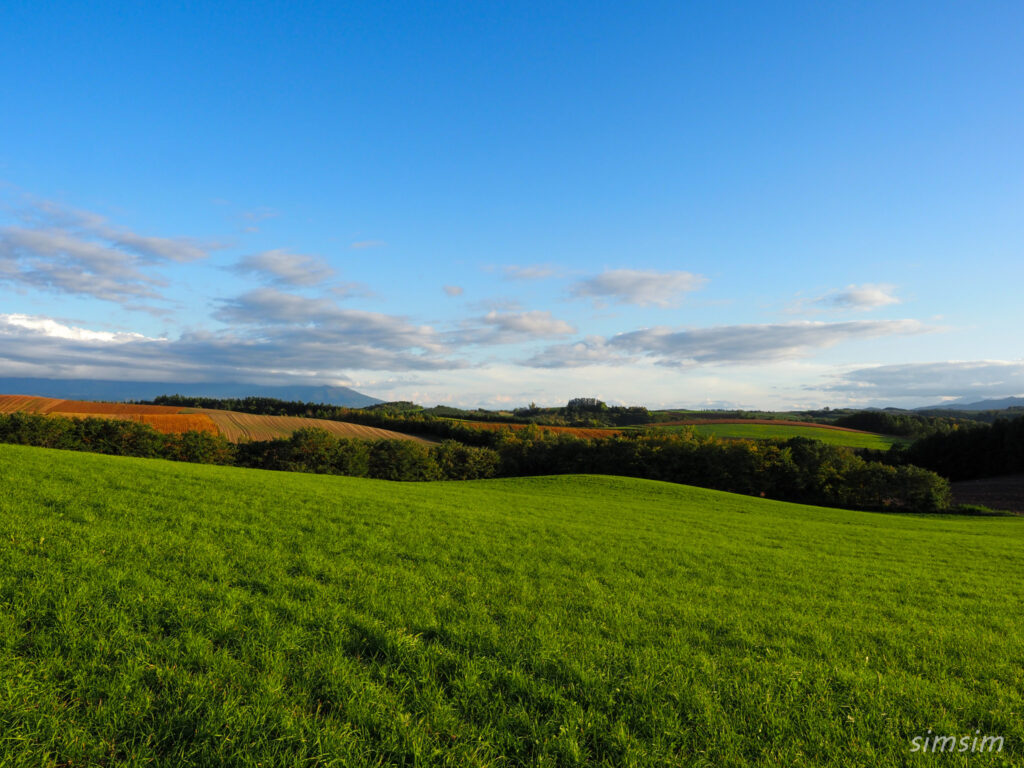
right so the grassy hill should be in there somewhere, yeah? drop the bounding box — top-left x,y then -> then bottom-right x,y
0,445 -> 1020,766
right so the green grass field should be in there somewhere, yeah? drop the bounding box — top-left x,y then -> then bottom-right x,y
647,423 -> 901,450
1,444 -> 1021,766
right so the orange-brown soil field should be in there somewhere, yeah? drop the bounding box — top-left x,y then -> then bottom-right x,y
49,401 -> 184,415
0,395 -> 429,443
53,412 -> 220,435
193,410 -> 433,443
0,395 -> 65,413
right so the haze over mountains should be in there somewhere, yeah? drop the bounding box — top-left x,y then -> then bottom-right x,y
0,378 -> 381,407
917,396 -> 1024,411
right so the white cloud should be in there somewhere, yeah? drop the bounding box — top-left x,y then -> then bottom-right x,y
823,360 -> 1024,400
32,201 -> 212,263
350,240 -> 386,249
0,227 -> 168,304
455,310 -> 576,345
523,336 -> 630,368
826,284 -> 900,310
569,269 -> 707,307
0,301 -> 462,382
1,313 -> 157,343
503,264 -> 558,280
443,285 -> 464,297
787,283 -> 903,315
0,200 -> 217,310
234,249 -> 334,286
525,319 -> 930,368
330,282 -> 375,299
481,310 -> 575,336
209,288 -> 457,372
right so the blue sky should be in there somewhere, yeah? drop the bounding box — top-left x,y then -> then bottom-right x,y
1,1 -> 1022,408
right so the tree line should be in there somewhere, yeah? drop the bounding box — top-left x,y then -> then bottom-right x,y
832,410 -> 970,438
0,411 -> 951,513
885,415 -> 1024,481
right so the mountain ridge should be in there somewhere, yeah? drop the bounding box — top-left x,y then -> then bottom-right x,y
914,396 -> 1024,411
0,378 -> 381,407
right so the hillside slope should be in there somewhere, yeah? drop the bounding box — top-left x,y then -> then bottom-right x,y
0,445 -> 1021,766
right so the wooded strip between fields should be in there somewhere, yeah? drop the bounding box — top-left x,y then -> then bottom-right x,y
0,410 -> 952,514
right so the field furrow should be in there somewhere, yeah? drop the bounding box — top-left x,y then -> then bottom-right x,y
199,409 -> 433,443
52,412 -> 220,435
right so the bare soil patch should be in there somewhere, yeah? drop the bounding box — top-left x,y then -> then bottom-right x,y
951,474 -> 1024,514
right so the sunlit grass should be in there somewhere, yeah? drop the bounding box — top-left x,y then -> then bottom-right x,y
647,422 -> 901,449
0,444 -> 1020,766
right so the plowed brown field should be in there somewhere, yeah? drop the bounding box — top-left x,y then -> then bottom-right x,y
49,401 -> 184,415
196,410 -> 432,443
0,394 -> 430,443
0,395 -> 64,413
951,474 -> 1024,514
54,412 -> 220,435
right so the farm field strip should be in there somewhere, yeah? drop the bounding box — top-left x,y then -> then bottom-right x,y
654,418 -> 872,432
448,419 -> 620,439
449,418 -> 897,448
644,421 -> 900,450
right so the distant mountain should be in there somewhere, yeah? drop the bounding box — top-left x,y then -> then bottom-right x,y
0,378 -> 382,407
915,396 -> 1024,412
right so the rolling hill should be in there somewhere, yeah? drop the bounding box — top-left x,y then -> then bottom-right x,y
0,444 -> 1020,766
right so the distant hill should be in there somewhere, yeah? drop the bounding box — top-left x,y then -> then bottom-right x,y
0,378 -> 381,407
916,396 -> 1024,411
